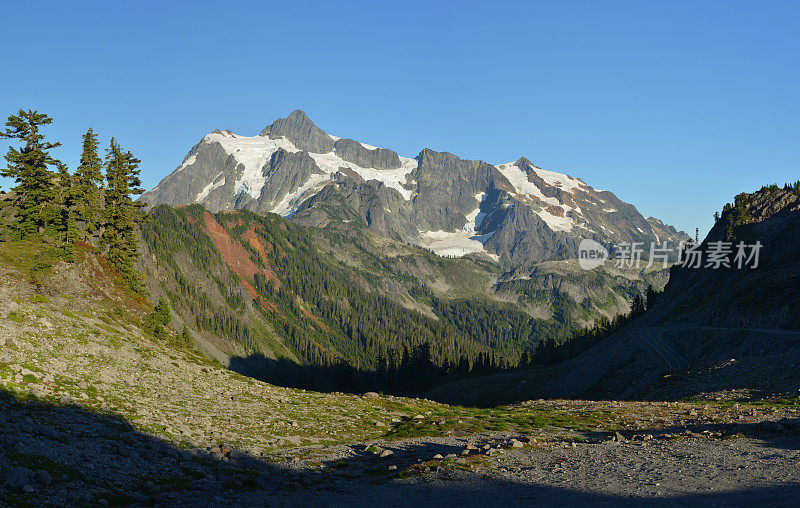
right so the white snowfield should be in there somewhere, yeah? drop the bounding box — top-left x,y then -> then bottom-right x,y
176,128 -> 618,259
415,193 -> 500,261
189,131 -> 418,213
496,162 -> 594,233
195,174 -> 225,202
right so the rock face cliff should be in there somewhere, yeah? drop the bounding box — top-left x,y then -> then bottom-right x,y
142,110 -> 687,266
648,186 -> 800,328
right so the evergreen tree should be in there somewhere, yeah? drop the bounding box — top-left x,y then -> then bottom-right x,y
0,109 -> 61,237
153,298 -> 171,326
102,138 -> 145,289
629,293 -> 645,317
56,161 -> 79,258
645,285 -> 659,311
74,128 -> 104,236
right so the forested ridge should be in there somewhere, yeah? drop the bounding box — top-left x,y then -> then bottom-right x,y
141,204 -> 647,393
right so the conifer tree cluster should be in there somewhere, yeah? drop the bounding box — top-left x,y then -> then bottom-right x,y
1,109 -> 145,289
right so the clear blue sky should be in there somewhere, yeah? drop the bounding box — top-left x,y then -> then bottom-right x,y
1,0 -> 798,236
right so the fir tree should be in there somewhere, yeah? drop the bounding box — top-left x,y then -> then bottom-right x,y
74,128 -> 104,236
645,285 -> 658,310
0,109 -> 61,237
56,161 -> 79,258
102,138 -> 145,289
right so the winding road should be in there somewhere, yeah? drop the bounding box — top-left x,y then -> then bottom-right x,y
637,328 -> 690,371
636,325 -> 800,372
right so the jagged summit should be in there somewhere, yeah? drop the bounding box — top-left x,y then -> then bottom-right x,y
142,110 -> 688,264
259,109 -> 334,153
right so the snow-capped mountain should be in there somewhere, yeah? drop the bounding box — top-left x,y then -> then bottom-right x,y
142,110 -> 687,264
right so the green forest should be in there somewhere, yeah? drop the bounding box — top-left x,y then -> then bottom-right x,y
141,205 -> 648,394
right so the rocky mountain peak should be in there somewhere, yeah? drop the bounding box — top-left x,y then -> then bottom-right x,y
259,109 -> 334,153
142,110 -> 689,265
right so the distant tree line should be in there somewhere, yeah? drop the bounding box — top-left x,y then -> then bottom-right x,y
714,181 -> 800,241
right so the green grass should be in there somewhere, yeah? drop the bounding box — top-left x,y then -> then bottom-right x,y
383,405 -> 612,439
5,451 -> 82,480
6,311 -> 24,324
0,240 -> 66,279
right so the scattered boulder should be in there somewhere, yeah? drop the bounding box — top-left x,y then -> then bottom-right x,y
38,424 -> 58,440
362,392 -> 380,399
34,470 -> 52,486
5,467 -> 30,490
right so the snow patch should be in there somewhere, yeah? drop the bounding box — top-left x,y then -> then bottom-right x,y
537,209 -> 573,232
204,131 -> 300,200
196,175 -> 226,203
533,167 -> 585,193
307,151 -> 417,200
271,173 -> 331,217
414,192 -> 499,261
175,153 -> 197,174
358,140 -> 379,150
416,230 -> 499,261
497,163 -> 559,207
497,162 -> 577,232
197,129 -> 418,216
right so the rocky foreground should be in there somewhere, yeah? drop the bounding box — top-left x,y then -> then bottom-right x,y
1,260 -> 800,506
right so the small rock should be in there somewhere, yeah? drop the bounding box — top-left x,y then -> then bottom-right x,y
614,431 -> 626,442
379,449 -> 394,458
38,425 -> 58,440
59,395 -> 72,405
34,470 -> 52,486
5,467 -> 30,490
77,380 -> 88,390
388,465 -> 397,471
362,392 -> 380,399
432,453 -> 444,460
